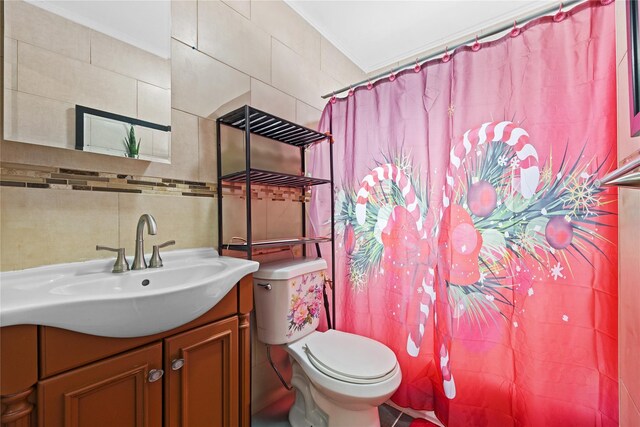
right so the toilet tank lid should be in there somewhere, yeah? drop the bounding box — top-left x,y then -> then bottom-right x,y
254,258 -> 327,280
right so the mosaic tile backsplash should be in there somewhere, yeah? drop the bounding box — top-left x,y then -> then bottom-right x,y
0,162 -> 311,202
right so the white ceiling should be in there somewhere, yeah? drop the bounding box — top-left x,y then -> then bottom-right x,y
286,1 -> 558,73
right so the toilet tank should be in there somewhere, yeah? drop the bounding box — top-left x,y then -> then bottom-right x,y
253,258 -> 327,345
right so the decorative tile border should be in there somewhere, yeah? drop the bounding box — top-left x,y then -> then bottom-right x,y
0,162 -> 311,203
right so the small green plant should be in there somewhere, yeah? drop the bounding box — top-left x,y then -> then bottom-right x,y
123,124 -> 141,158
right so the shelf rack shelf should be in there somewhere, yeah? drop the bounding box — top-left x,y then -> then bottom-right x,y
223,237 -> 332,252
217,106 -> 328,147
216,105 -> 335,326
220,168 -> 330,188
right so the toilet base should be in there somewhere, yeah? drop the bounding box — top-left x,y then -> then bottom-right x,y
288,362 -> 382,427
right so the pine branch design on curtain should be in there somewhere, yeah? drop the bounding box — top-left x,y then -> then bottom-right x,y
310,2 -> 618,426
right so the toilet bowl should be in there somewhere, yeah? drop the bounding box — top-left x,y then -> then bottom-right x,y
253,258 -> 402,427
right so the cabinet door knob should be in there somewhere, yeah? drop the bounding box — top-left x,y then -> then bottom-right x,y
148,369 -> 164,382
171,358 -> 185,371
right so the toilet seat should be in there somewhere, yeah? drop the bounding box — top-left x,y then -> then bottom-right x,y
302,330 -> 398,384
286,329 -> 402,410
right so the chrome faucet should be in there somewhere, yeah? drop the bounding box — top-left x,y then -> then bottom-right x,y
132,214 -> 158,270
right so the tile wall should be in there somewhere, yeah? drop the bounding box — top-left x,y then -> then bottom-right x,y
614,1 -> 640,425
0,0 -> 366,413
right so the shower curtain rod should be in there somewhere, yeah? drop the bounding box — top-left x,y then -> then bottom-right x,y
321,0 -> 585,99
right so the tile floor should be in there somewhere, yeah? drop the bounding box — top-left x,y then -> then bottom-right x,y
251,393 -> 416,427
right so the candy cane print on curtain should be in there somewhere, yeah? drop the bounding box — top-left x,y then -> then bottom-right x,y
309,2 -> 618,426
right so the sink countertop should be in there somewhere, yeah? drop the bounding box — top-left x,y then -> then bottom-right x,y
0,248 -> 259,337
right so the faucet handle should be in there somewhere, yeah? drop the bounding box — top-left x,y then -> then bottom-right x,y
96,245 -> 130,273
149,240 -> 175,268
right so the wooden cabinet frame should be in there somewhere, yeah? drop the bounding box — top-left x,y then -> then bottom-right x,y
0,276 -> 254,427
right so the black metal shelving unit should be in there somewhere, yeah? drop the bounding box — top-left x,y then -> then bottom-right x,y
216,105 -> 335,326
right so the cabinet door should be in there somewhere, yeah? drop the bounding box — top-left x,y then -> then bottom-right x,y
165,317 -> 239,427
38,343 -> 163,427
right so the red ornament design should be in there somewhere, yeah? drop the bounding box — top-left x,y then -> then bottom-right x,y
438,204 -> 483,285
467,180 -> 497,217
545,216 -> 574,249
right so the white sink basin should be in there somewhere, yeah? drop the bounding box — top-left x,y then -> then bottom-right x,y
0,248 -> 259,337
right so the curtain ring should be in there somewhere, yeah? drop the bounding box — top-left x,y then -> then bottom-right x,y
554,3 -> 567,22
442,46 -> 451,63
389,69 -> 397,82
414,58 -> 421,73
510,20 -> 520,37
472,35 -> 481,51
330,92 -> 337,104
367,79 -> 373,90
348,86 -> 355,97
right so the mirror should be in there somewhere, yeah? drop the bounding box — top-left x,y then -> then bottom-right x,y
3,0 -> 172,162
77,105 -> 171,162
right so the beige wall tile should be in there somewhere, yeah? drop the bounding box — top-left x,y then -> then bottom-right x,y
221,128 -> 301,175
166,109 -> 200,181
616,0 -> 628,67
620,189 -> 640,410
138,82 -> 171,124
18,42 -> 137,118
621,381 -> 640,427
0,137 -> 171,182
271,39 -> 337,111
220,195 -> 267,243
4,89 -> 75,149
251,0 -> 320,67
5,0 -> 91,62
198,0 -> 271,83
249,135 -> 301,174
320,37 -> 366,87
117,193 -> 216,256
617,55 -> 640,159
172,39 -> 250,119
4,38 -> 17,90
198,117 -> 217,183
251,343 -> 291,413
266,200 -> 302,240
250,79 -> 296,122
250,312 -> 265,366
219,126 -> 247,175
222,0 -> 250,19
0,187 -> 119,271
616,9 -> 640,423
220,194 -> 248,243
295,100 -> 322,130
171,0 -> 198,48
91,31 -> 171,90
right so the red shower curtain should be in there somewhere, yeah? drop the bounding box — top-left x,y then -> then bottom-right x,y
309,2 -> 618,426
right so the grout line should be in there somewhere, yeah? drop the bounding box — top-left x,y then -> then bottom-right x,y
390,411 -> 403,427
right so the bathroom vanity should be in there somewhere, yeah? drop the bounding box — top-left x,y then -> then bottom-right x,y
0,248 -> 258,427
0,275 -> 252,427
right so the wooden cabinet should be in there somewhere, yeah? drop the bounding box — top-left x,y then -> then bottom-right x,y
0,276 -> 253,427
165,317 -> 238,427
38,343 -> 162,427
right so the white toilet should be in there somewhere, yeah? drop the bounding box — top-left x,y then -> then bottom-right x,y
253,258 -> 402,427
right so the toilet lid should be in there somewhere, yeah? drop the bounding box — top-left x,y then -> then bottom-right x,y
303,330 -> 397,384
